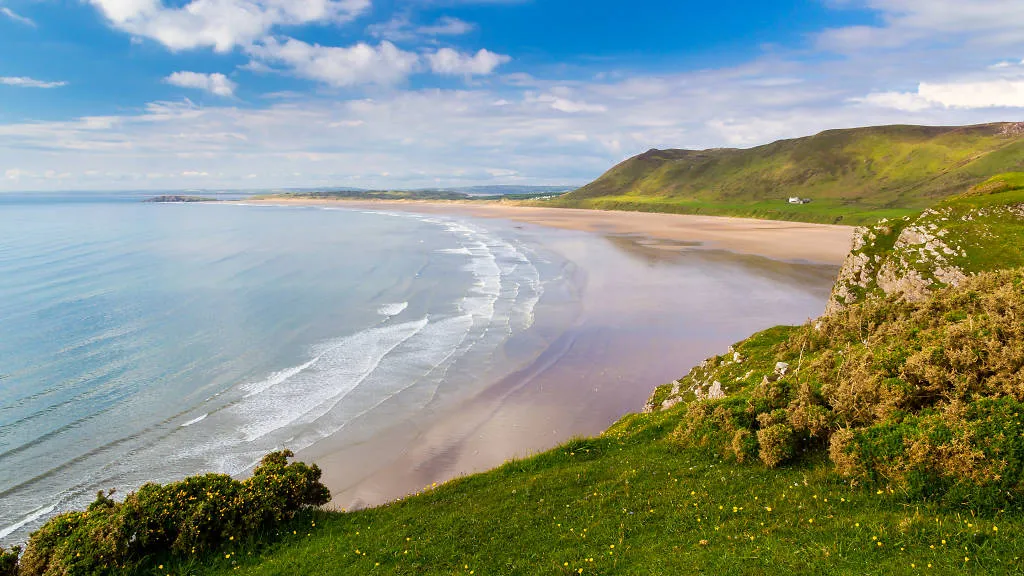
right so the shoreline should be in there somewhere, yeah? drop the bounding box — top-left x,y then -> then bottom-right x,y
289,203 -> 848,511
244,198 -> 855,265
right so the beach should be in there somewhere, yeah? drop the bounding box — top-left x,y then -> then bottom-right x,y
248,199 -> 854,265
285,200 -> 854,510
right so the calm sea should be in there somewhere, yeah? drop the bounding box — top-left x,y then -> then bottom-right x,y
0,193 -> 569,543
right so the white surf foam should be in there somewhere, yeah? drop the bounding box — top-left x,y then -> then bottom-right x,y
180,413 -> 208,427
240,356 -> 321,398
377,302 -> 409,317
179,317 -> 431,451
0,504 -> 56,540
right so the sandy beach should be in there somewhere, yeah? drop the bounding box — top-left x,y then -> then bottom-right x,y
279,201 -> 854,511
248,199 -> 854,265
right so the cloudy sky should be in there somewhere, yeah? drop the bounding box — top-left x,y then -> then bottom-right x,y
1,0 -> 1023,191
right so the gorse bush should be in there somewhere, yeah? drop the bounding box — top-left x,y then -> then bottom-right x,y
17,451 -> 329,576
0,546 -> 19,576
665,269 -> 1024,507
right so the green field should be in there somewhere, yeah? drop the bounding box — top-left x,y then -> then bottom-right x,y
549,123 -> 1024,225
188,427 -> 1024,575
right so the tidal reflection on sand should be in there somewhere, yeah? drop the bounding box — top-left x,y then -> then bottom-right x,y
306,220 -> 839,511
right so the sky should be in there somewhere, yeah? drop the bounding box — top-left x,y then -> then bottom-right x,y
0,0 -> 1023,191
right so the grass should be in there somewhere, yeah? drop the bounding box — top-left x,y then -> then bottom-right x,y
937,187 -> 1024,273
545,196 -> 918,225
184,418 -> 1024,576
551,123 -> 1024,225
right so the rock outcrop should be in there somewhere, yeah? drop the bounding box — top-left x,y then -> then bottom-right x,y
825,209 -> 969,315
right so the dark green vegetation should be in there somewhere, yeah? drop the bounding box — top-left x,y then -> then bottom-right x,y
10,452 -> 328,576
550,123 -> 1024,224
1,546 -> 19,576
655,270 -> 1024,502
12,174 -> 1024,575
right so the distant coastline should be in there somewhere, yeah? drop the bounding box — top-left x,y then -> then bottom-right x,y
144,195 -> 218,203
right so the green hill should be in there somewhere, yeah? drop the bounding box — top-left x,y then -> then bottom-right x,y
549,122 -> 1024,225
8,178 -> 1024,576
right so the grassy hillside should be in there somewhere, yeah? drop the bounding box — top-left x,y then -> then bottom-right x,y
9,179 -> 1024,576
549,123 -> 1024,224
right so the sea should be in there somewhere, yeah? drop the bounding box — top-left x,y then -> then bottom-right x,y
0,192 -> 575,544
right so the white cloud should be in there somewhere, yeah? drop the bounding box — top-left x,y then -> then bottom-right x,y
529,91 -> 608,113
250,38 -> 419,87
852,90 -> 934,112
417,16 -> 474,36
818,0 -> 1024,51
1,7 -> 36,27
87,0 -> 370,52
919,79 -> 1024,108
859,79 -> 1024,110
365,15 -> 415,41
426,48 -> 510,76
165,71 -> 237,96
368,15 -> 474,41
0,76 -> 67,88
548,98 -> 606,114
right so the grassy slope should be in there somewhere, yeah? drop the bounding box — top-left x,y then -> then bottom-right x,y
195,415 -> 1024,576
547,123 -> 1024,225
185,177 -> 1024,576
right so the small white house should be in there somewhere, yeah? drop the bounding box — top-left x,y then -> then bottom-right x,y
788,197 -> 811,204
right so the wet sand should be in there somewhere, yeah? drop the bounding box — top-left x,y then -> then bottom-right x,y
247,199 -> 854,265
293,205 -> 848,511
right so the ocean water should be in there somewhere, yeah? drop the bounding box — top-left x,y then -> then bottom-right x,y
0,193 -> 568,543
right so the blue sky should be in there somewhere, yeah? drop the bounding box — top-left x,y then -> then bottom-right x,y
1,0 -> 1023,191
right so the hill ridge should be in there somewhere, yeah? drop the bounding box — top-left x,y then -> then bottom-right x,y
551,122 -> 1024,224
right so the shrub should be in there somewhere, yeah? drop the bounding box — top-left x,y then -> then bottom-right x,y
0,546 -> 19,576
828,428 -> 863,479
845,397 -> 1024,506
672,397 -> 755,461
19,451 -> 329,576
666,268 -> 1024,502
787,384 -> 832,438
730,428 -> 758,463
756,424 -> 795,468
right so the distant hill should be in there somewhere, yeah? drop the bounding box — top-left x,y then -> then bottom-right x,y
261,186 -> 572,202
551,122 -> 1024,224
